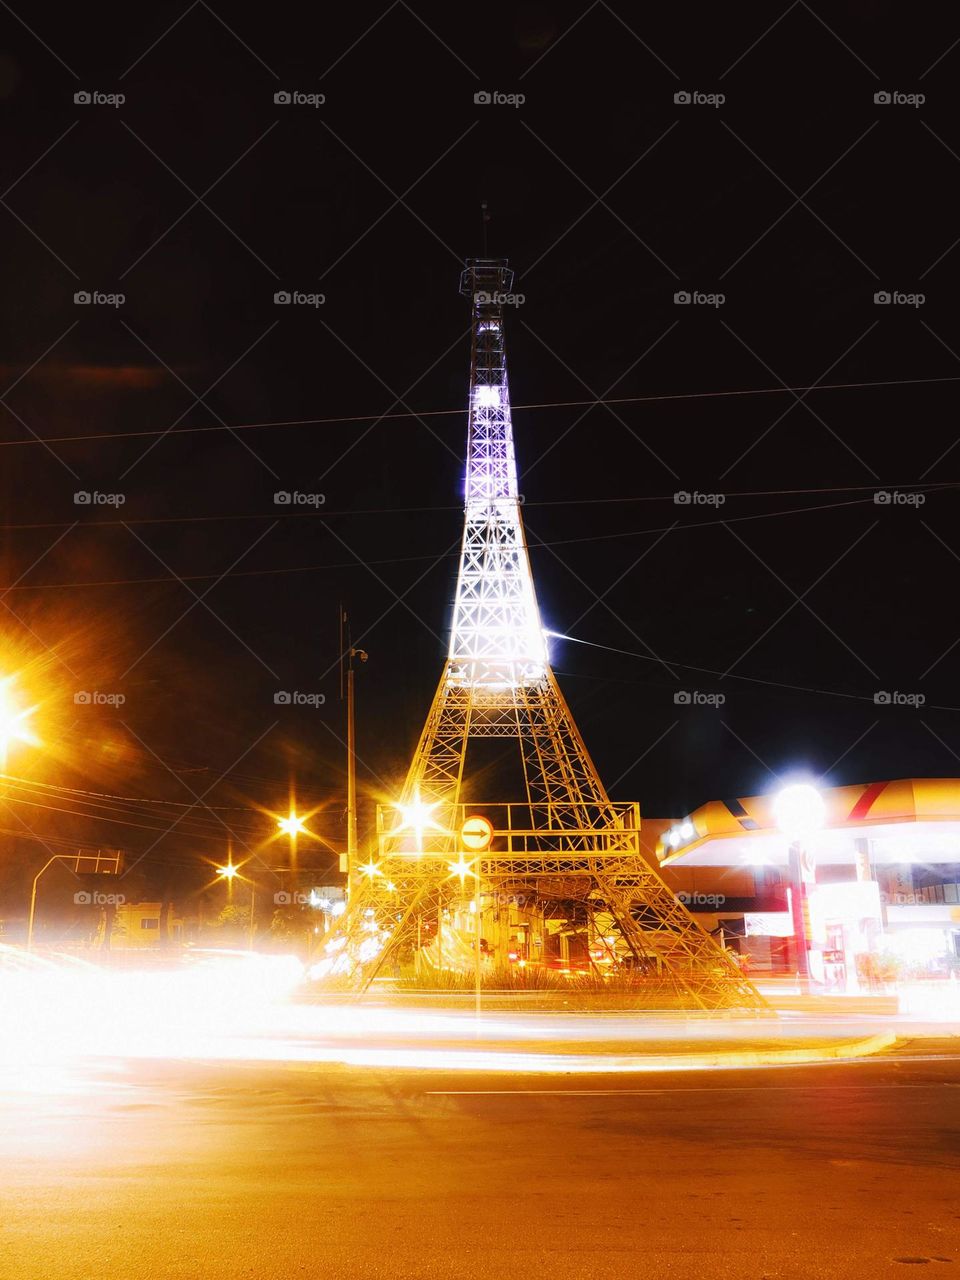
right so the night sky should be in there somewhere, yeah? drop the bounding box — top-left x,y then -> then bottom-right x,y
2,1 -> 959,904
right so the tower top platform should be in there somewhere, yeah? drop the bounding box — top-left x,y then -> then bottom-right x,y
460,257 -> 515,297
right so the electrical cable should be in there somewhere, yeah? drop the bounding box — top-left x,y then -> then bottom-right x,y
0,371 -> 957,450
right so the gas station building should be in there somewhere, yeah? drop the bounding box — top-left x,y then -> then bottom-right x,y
655,778 -> 960,991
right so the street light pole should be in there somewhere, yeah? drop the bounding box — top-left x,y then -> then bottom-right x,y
27,850 -> 124,950
343,630 -> 367,904
347,658 -> 357,902
27,855 -> 59,952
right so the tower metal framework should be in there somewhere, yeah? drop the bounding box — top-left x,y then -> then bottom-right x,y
322,259 -> 765,1010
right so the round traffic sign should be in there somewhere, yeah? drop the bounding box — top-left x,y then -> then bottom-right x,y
461,814 -> 494,851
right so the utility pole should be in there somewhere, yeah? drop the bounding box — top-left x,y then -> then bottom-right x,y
341,608 -> 367,904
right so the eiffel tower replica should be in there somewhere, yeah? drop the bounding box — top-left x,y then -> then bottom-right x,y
322,258 -> 765,1010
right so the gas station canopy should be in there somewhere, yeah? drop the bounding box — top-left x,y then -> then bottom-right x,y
658,778 -> 960,868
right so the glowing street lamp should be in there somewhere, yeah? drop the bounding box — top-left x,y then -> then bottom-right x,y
447,857 -> 476,881
274,808 -> 310,907
399,793 -> 440,834
216,861 -> 240,903
215,861 -> 258,948
0,675 -> 39,769
277,812 -> 308,838
396,796 -> 439,838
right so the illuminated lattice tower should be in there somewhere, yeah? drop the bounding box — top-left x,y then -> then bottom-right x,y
323,259 -> 765,1011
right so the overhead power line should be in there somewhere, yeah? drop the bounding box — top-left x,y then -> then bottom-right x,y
0,372 -> 957,450
548,631 -> 960,712
0,481 -> 953,534
0,492 -> 939,592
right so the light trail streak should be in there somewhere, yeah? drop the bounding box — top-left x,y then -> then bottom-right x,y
1,948 -> 957,1092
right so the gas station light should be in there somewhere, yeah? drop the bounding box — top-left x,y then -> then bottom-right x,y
773,783 -> 826,839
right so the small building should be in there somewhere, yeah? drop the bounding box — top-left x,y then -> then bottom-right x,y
109,901 -> 193,949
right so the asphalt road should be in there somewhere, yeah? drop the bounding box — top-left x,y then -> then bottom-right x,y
1,1049 -> 959,1280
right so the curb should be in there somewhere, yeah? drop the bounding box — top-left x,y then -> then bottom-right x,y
276,1032 -> 899,1074
616,1031 -> 898,1072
